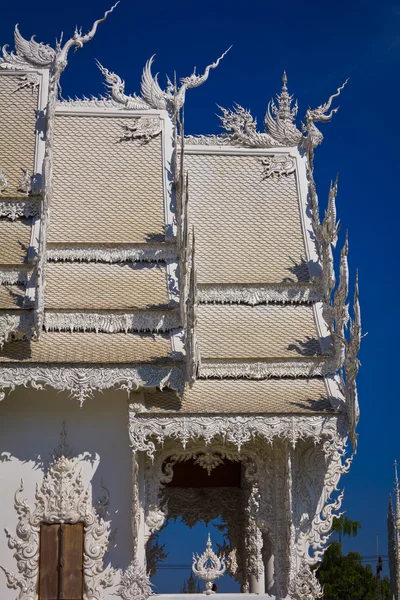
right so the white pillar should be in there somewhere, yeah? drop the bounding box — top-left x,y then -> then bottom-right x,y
248,526 -> 266,594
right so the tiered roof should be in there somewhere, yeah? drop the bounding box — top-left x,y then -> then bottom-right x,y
0,13 -> 360,446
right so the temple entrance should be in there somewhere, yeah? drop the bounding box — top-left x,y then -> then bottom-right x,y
144,447 -> 274,595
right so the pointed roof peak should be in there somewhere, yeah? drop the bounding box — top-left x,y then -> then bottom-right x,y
282,71 -> 288,89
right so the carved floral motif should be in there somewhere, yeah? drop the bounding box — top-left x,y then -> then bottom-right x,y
43,310 -> 180,334
0,425 -> 115,600
289,562 -> 323,600
259,154 -> 296,179
198,283 -> 323,305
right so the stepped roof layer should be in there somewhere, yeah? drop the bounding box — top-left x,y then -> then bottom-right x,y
185,152 -> 309,285
0,38 -> 358,430
142,379 -> 337,415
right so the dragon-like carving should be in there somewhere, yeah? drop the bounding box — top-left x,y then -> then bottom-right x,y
97,48 -> 231,114
187,73 -> 348,149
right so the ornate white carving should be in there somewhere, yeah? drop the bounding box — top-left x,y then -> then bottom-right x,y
0,312 -> 34,348
192,534 -> 226,594
0,364 -> 185,405
43,310 -> 180,334
199,358 -> 334,379
0,199 -> 40,220
185,230 -> 200,384
288,561 -> 323,600
0,168 -> 8,193
0,425 -> 115,600
259,154 -> 296,179
97,48 -> 230,113
304,80 -> 349,148
291,439 -> 351,566
13,72 -> 41,92
198,283 -> 323,305
117,560 -> 153,600
0,267 -> 31,284
186,74 -> 347,149
308,158 -> 361,450
0,7 -> 117,70
120,117 -> 162,143
193,452 -> 225,474
128,413 -> 348,459
47,243 -> 177,263
17,169 -> 32,195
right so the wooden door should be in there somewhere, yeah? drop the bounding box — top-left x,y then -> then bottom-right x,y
39,523 -> 84,600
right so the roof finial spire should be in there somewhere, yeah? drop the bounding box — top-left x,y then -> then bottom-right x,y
282,70 -> 288,89
273,71 -> 298,124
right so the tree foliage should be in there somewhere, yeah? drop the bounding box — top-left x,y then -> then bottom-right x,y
318,542 -> 391,600
331,516 -> 362,543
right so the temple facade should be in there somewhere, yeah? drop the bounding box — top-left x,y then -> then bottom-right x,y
0,7 -> 361,600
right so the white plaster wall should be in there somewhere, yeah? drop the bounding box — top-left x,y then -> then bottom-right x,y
0,386 -> 133,598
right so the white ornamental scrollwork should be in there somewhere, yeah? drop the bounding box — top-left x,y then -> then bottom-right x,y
197,283 -> 323,305
192,534 -> 226,594
43,310 -> 180,334
292,438 -> 352,567
128,413 -> 348,459
46,243 -> 177,264
186,73 -> 347,149
259,154 -> 296,179
13,72 -> 41,93
288,561 -> 323,600
0,168 -> 8,193
117,560 -> 153,600
0,364 -> 185,405
119,118 -> 162,144
0,199 -> 40,220
96,48 -> 230,114
0,312 -> 34,348
0,424 -> 115,600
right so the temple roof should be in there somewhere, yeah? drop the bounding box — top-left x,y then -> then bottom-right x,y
0,28 -> 360,445
185,151 -> 310,285
141,378 -> 337,415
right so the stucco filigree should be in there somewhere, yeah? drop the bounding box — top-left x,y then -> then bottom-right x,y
0,199 -> 40,220
117,560 -> 153,600
97,49 -> 230,114
128,413 -> 348,459
288,562 -> 323,600
0,267 -> 31,285
0,168 -> 8,193
119,117 -> 162,143
186,74 -> 347,149
47,244 -> 177,263
259,154 -> 296,179
199,358 -> 333,379
0,312 -> 34,348
0,425 -> 115,600
43,310 -> 180,334
0,364 -> 185,406
197,283 -> 323,305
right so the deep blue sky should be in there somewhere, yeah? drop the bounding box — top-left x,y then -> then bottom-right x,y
2,0 -> 400,587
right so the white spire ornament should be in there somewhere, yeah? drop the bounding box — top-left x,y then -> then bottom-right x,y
192,534 -> 226,594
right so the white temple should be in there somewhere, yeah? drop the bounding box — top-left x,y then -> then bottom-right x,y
0,6 -> 361,600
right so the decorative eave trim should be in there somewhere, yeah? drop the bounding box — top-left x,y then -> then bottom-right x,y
0,364 -> 185,406
197,283 -> 323,305
43,310 -> 181,333
0,267 -> 32,284
0,311 -> 34,347
199,357 -> 335,379
46,243 -> 177,263
128,412 -> 349,458
0,198 -> 40,220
